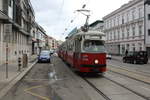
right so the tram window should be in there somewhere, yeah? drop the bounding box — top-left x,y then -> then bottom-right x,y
83,40 -> 105,53
75,40 -> 81,52
68,42 -> 73,51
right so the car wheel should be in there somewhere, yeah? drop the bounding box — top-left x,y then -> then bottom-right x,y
49,60 -> 51,63
144,61 -> 148,64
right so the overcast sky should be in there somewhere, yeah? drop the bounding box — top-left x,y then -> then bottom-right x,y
30,0 -> 130,41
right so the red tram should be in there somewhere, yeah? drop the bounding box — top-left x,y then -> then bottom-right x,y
58,31 -> 107,73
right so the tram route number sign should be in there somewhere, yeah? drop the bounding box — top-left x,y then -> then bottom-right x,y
4,24 -> 12,41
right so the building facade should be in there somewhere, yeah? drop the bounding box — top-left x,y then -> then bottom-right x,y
35,24 -> 48,54
48,36 -> 60,50
103,0 -> 150,56
0,0 -> 36,65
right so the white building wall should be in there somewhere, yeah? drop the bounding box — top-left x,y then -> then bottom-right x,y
103,0 -> 146,55
145,5 -> 150,46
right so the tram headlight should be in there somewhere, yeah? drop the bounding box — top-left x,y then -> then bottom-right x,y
94,59 -> 99,64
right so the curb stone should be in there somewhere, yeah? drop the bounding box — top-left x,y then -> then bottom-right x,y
0,60 -> 37,99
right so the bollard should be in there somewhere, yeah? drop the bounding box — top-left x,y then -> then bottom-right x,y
23,54 -> 28,68
18,57 -> 21,71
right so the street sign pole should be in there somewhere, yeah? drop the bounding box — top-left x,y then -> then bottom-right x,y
4,24 -> 12,79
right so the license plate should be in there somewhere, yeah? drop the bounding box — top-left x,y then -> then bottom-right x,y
42,59 -> 47,61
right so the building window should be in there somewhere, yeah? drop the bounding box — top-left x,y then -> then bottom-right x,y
9,0 -> 12,7
110,32 -> 112,40
139,43 -> 142,51
118,30 -> 120,40
148,29 -> 150,36
132,27 -> 135,38
122,28 -> 124,39
122,45 -> 125,54
148,14 -> 150,20
127,28 -> 129,38
122,14 -> 124,24
126,44 -> 129,50
127,12 -> 129,22
114,18 -> 116,26
107,33 -> 109,41
117,16 -> 120,25
110,20 -> 112,28
139,8 -> 142,18
139,25 -> 142,36
132,10 -> 135,20
114,30 -> 116,40
132,44 -> 135,51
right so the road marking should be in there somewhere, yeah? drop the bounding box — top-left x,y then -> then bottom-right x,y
24,79 -> 50,82
24,84 -> 51,100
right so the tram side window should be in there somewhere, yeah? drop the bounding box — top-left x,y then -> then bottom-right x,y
68,42 -> 73,51
75,40 -> 81,52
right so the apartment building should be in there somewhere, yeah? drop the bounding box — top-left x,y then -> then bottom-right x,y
0,0 -> 35,65
103,0 -> 150,56
48,36 -> 60,50
36,24 -> 48,53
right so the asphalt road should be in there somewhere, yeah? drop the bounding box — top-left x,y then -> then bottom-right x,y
1,63 -> 52,100
2,56 -> 150,100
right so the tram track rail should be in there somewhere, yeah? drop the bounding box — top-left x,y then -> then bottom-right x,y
83,78 -> 111,100
108,67 -> 150,85
108,64 -> 150,78
82,74 -> 149,100
104,75 -> 149,100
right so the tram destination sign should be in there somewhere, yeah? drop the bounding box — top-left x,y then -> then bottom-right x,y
85,35 -> 102,39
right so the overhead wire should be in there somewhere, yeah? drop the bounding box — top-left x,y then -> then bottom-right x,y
62,0 -> 91,36
62,12 -> 79,35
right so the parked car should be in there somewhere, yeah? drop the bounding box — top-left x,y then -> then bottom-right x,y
122,51 -> 148,64
41,50 -> 50,54
38,50 -> 51,63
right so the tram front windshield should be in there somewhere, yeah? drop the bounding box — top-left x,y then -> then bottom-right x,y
83,40 -> 105,53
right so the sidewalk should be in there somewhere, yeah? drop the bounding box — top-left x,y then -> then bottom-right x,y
0,55 -> 37,99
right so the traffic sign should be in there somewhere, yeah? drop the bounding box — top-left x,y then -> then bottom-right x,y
4,24 -> 12,41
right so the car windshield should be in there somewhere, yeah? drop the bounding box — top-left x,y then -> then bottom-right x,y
40,52 -> 50,56
138,51 -> 147,56
127,52 -> 134,56
83,40 -> 105,53
41,51 -> 50,54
